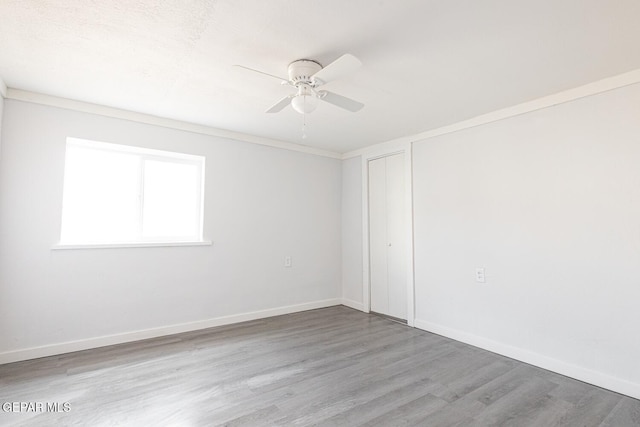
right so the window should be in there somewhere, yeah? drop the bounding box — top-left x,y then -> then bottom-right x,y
59,138 -> 205,246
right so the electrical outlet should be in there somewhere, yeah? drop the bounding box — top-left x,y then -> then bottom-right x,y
284,256 -> 292,268
475,268 -> 485,283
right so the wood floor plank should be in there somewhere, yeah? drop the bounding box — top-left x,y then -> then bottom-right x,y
600,396 -> 640,426
552,388 -> 623,426
471,375 -> 560,425
312,377 -> 443,426
359,393 -> 450,426
0,306 -> 636,426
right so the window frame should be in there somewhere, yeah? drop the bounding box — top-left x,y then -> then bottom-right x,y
54,137 -> 210,249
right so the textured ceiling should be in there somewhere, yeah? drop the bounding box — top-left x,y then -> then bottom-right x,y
1,1 -> 640,153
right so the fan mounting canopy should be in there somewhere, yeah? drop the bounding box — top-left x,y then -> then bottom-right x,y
288,59 -> 322,85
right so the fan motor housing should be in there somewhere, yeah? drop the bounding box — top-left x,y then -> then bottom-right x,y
288,59 -> 322,85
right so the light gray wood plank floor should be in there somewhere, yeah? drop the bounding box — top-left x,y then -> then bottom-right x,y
1,306 -> 638,426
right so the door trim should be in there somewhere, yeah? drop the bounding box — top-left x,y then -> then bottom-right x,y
361,142 -> 415,327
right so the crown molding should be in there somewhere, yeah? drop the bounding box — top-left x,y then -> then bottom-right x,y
8,66 -> 640,161
5,88 -> 343,160
342,68 -> 640,159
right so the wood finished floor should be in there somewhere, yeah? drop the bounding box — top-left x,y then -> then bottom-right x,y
1,306 -> 639,426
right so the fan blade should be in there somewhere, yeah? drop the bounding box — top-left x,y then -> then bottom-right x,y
319,91 -> 364,112
312,54 -> 362,85
266,95 -> 292,113
234,65 -> 287,82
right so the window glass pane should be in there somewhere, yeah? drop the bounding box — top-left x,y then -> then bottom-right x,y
59,138 -> 204,245
142,160 -> 200,239
61,145 -> 140,243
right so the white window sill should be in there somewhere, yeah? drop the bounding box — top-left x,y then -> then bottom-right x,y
52,240 -> 213,250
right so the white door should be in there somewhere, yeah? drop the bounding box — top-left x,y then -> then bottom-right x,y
368,153 -> 407,320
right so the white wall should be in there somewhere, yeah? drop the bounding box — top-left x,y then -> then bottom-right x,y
412,82 -> 640,398
0,94 -> 4,158
341,156 -> 363,309
0,100 -> 342,360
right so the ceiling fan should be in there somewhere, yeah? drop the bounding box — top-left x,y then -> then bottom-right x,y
235,54 -> 364,115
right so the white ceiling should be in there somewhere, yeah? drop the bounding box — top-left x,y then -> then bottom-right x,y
1,1 -> 640,154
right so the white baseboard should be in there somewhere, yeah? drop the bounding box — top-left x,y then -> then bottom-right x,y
341,298 -> 365,312
414,319 -> 640,400
0,298 -> 342,365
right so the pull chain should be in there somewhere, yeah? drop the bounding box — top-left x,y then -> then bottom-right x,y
302,94 -> 308,139
302,111 -> 307,139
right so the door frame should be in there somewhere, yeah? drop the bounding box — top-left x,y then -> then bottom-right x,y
361,142 -> 415,327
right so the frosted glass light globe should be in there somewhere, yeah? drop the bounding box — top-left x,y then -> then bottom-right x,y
291,94 -> 318,114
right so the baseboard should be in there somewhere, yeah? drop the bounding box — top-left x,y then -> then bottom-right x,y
414,319 -> 640,400
341,298 -> 365,312
0,298 -> 342,365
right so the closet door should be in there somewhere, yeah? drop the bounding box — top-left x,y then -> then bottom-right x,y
369,157 -> 389,316
368,153 -> 407,320
385,153 -> 407,319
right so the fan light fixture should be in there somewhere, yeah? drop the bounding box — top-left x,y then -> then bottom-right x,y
291,87 -> 318,114
235,54 -> 364,115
